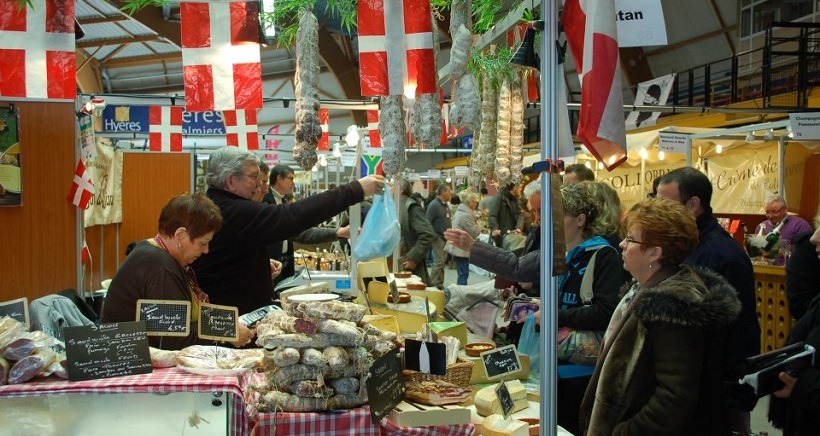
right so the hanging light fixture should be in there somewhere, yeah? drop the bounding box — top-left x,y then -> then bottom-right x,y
509,21 -> 544,71
332,142 -> 342,158
639,147 -> 649,160
745,131 -> 755,142
764,129 -> 774,141
716,144 -> 723,154
345,125 -> 360,147
658,150 -> 665,161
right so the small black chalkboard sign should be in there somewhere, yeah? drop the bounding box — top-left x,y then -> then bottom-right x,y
366,346 -> 405,424
136,299 -> 190,337
0,297 -> 29,329
198,303 -> 239,342
404,339 -> 447,376
495,380 -> 515,420
481,344 -> 522,380
64,321 -> 152,381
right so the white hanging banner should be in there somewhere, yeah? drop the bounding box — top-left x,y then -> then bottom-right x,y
615,0 -> 668,47
84,139 -> 124,227
598,161 -> 682,211
707,144 -> 779,214
788,112 -> 820,140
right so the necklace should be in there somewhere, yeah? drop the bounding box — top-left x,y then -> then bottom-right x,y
153,234 -> 209,304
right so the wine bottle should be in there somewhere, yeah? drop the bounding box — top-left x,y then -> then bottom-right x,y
764,217 -> 788,251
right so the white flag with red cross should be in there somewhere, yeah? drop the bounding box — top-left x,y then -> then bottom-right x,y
0,0 -> 76,101
180,1 -> 262,112
318,109 -> 330,151
264,125 -> 281,165
507,23 -> 540,103
67,159 -> 94,210
149,106 -> 184,152
367,110 -> 381,147
357,0 -> 436,96
224,109 -> 259,150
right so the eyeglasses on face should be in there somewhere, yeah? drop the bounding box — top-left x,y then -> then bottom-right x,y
623,235 -> 646,245
765,206 -> 785,215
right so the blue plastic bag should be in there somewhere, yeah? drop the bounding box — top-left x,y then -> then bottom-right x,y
518,312 -> 541,375
353,193 -> 401,261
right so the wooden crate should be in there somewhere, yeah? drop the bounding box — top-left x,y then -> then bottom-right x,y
388,401 -> 471,427
754,265 -> 792,353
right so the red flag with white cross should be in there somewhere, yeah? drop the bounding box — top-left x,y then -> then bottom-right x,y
367,110 -> 381,147
317,109 -> 330,151
180,2 -> 262,111
67,159 -> 94,209
0,0 -> 76,100
357,0 -> 436,96
149,106 -> 184,152
224,109 -> 259,150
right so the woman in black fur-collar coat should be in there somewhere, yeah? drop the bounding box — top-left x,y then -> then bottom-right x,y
579,198 -> 741,435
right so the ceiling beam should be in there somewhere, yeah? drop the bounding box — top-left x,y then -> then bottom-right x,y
644,25 -> 737,58
115,3 -> 182,46
707,0 -> 736,55
102,52 -> 182,68
77,34 -> 163,49
78,15 -> 128,25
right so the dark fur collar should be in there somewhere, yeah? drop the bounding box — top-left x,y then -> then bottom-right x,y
632,265 -> 741,329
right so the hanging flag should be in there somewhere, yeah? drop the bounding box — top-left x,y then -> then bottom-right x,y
562,0 -> 627,171
68,160 -> 94,210
625,73 -> 676,130
318,109 -> 330,151
357,0 -> 436,96
0,0 -> 76,100
265,125 -> 280,165
149,106 -> 184,152
506,23 -> 539,103
367,110 -> 381,147
180,2 -> 262,111
223,109 -> 259,150
81,239 -> 91,265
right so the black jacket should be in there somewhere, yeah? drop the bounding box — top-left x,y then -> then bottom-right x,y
786,230 -> 820,321
192,183 -> 363,315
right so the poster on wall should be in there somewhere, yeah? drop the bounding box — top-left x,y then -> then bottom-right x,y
707,144 -> 779,214
84,138 -> 124,227
0,106 -> 21,206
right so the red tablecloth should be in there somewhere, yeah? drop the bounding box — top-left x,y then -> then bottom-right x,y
242,373 -> 475,436
0,367 -> 249,435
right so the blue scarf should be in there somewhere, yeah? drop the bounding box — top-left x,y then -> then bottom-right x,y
556,235 -> 611,292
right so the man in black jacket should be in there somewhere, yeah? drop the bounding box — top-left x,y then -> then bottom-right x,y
657,167 -> 760,434
425,183 -> 452,288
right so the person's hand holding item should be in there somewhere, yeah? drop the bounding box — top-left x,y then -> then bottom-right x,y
500,286 -> 517,299
445,228 -> 477,252
269,259 -> 283,278
518,281 -> 533,290
357,175 -> 385,196
402,259 -> 417,271
492,229 -> 502,237
773,372 -> 797,398
230,323 -> 256,348
336,225 -> 351,239
518,299 -> 541,325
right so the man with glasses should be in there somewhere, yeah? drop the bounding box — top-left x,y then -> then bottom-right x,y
656,167 -> 759,434
264,164 -> 351,289
755,195 -> 812,244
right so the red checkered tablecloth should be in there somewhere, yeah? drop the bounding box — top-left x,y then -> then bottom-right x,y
0,367 -> 249,435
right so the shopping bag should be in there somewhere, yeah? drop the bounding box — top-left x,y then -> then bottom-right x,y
557,327 -> 603,366
353,193 -> 401,261
518,312 -> 540,375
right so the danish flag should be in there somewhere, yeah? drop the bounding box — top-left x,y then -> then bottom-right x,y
318,109 -> 330,151
180,2 -> 262,111
357,0 -> 436,96
507,23 -> 540,103
264,125 -> 281,165
67,159 -> 94,210
224,109 -> 259,150
0,0 -> 76,100
366,110 -> 381,147
149,106 -> 183,152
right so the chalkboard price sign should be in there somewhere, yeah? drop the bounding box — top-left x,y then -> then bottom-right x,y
481,344 -> 522,380
0,297 -> 29,329
136,299 -> 190,337
495,380 -> 515,420
198,303 -> 239,342
366,346 -> 404,424
64,321 -> 152,381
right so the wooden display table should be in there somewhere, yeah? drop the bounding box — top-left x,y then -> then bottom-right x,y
754,263 -> 792,353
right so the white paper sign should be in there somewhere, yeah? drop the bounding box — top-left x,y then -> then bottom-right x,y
453,166 -> 469,177
427,169 -> 442,179
658,132 -> 690,155
615,0 -> 668,47
789,113 -> 820,140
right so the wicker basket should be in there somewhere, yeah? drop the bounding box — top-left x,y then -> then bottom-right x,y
403,359 -> 474,387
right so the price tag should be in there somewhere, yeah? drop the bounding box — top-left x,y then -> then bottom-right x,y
198,303 -> 239,342
481,344 -> 522,380
658,132 -> 690,154
366,347 -> 405,424
495,380 -> 515,420
136,299 -> 190,337
0,297 -> 29,329
64,321 -> 152,381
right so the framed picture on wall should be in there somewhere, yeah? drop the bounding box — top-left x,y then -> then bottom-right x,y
0,106 -> 21,206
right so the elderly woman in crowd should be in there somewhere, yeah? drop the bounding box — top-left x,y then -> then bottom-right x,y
101,193 -> 255,350
447,189 -> 482,285
191,147 -> 383,315
580,198 -> 741,435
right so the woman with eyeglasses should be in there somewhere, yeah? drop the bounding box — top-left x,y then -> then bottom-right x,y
579,198 -> 741,435
102,193 -> 255,350
191,147 -> 384,317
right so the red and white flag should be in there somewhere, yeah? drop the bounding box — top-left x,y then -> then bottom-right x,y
68,159 -> 94,210
357,0 -> 436,96
224,109 -> 259,150
317,109 -> 330,151
506,24 -> 540,103
180,2 -> 262,111
367,110 -> 381,147
265,125 -> 281,165
81,239 -> 91,265
149,106 -> 183,152
0,0 -> 76,100
562,0 -> 627,171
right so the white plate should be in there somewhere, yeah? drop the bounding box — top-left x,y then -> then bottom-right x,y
177,365 -> 251,377
287,293 -> 340,303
